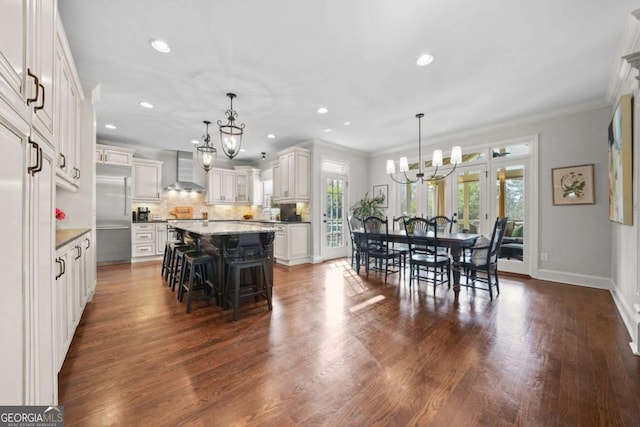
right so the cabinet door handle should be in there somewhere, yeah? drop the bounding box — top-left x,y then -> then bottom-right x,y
75,245 -> 82,260
34,146 -> 42,174
55,258 -> 62,280
35,83 -> 45,111
85,238 -> 90,249
26,68 -> 39,105
60,153 -> 66,169
60,258 -> 66,277
27,139 -> 39,175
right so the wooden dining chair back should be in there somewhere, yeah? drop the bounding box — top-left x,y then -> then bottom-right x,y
404,217 -> 451,293
432,212 -> 457,233
460,217 -> 508,300
362,216 -> 403,282
347,215 -> 366,271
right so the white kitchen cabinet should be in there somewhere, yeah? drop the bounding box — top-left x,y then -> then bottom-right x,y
234,166 -> 263,205
96,143 -> 134,166
0,0 -> 91,405
273,147 -> 310,202
54,231 -> 91,375
207,168 -> 236,204
0,0 -> 55,142
132,159 -> 163,202
28,0 -> 56,142
54,243 -> 72,374
156,222 -> 167,255
54,21 -> 83,191
272,223 -> 310,266
132,223 -> 163,260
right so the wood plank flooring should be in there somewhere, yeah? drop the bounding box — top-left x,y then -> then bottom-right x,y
58,260 -> 640,426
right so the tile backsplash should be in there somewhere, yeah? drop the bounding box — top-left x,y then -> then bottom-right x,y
133,192 -> 310,221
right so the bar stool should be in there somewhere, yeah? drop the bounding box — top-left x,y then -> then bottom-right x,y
162,241 -> 186,282
169,245 -> 197,292
178,252 -> 217,313
223,233 -> 273,321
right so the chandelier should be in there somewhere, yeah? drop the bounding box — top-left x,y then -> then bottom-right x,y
217,93 -> 245,160
196,120 -> 217,172
386,113 -> 462,184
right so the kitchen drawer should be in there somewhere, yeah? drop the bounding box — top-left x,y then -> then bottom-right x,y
133,224 -> 155,232
133,244 -> 155,257
133,231 -> 155,244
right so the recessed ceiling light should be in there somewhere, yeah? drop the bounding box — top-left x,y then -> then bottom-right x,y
343,121 -> 351,126
190,139 -> 199,144
267,134 -> 275,139
239,148 -> 246,153
139,101 -> 154,109
416,53 -> 434,66
104,124 -> 117,130
317,107 -> 328,114
150,39 -> 171,53
324,128 -> 332,133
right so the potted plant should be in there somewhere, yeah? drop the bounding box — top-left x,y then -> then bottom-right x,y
350,191 -> 385,221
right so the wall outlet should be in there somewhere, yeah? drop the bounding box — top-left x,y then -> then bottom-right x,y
540,252 -> 549,262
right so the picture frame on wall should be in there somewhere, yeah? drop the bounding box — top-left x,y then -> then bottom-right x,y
551,164 -> 595,206
373,184 -> 388,208
608,93 -> 633,225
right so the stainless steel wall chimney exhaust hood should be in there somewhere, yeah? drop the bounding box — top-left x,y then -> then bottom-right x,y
163,151 -> 205,192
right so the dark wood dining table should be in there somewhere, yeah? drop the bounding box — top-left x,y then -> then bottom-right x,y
352,228 -> 481,297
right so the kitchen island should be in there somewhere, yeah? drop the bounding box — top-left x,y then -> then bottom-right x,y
173,222 -> 276,303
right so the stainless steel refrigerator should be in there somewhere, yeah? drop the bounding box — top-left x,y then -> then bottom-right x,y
96,164 -> 132,263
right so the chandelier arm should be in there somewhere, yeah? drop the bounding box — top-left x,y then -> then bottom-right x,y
388,173 -> 408,184
402,171 -> 417,184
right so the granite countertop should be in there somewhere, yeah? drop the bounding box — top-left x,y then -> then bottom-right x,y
56,228 -> 91,249
173,222 -> 276,236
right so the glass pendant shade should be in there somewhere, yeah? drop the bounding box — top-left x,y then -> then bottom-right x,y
196,120 -> 216,172
197,145 -> 217,172
218,93 -> 245,160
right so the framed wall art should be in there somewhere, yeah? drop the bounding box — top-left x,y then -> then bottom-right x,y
608,93 -> 633,225
551,164 -> 595,206
373,184 -> 388,208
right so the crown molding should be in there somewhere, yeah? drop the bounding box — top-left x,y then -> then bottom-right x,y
608,9 -> 640,100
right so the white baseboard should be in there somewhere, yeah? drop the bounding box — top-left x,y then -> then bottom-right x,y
535,268 -> 611,289
609,290 -> 640,356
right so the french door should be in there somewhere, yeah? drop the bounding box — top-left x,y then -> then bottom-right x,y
322,173 -> 348,260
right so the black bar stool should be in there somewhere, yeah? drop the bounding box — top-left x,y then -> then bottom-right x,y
223,233 -> 273,321
169,245 -> 196,292
178,252 -> 217,313
162,241 -> 187,282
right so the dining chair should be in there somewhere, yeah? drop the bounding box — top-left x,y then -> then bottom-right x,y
404,217 -> 451,293
362,216 -> 403,282
460,217 -> 508,300
347,215 -> 366,271
431,213 -> 458,255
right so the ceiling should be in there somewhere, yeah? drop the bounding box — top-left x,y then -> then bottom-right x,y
58,0 -> 637,162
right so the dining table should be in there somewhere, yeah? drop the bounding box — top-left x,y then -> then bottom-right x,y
351,228 -> 481,297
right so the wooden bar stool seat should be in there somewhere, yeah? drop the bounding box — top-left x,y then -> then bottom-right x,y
178,252 -> 217,313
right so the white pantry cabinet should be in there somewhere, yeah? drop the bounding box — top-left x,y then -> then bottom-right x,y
132,159 -> 163,202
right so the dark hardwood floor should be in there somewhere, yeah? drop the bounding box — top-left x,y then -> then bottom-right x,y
58,259 -> 640,426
